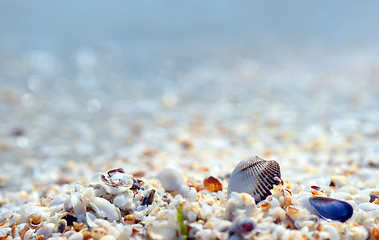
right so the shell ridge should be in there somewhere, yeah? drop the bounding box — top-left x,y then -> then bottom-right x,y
227,156 -> 281,202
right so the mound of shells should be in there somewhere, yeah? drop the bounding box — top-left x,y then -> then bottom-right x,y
1,165 -> 379,240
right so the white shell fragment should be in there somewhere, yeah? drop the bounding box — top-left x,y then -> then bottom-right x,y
90,197 -> 120,221
35,223 -> 55,239
0,211 -> 18,227
227,156 -> 282,203
71,193 -> 86,215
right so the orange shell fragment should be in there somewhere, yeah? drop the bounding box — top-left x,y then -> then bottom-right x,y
203,176 -> 222,192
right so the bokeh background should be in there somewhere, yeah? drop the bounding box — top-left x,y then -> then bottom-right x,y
2,1 -> 379,66
1,1 -> 379,191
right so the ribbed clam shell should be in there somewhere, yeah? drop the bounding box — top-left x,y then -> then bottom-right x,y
227,156 -> 281,203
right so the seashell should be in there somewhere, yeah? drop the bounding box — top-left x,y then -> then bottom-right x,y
142,190 -> 156,206
50,195 -> 66,207
19,225 -> 31,240
61,213 -> 77,226
71,193 -> 86,216
90,197 -> 120,221
124,214 -> 139,224
35,223 -> 55,239
107,168 -> 125,176
90,227 -> 107,240
131,178 -> 143,191
0,211 -> 18,228
54,219 -> 67,233
285,213 -> 298,230
100,169 -> 133,194
113,193 -> 133,210
73,222 -> 87,232
369,191 -> 379,203
86,212 -> 98,228
227,156 -> 282,203
259,201 -> 271,212
68,232 -> 84,240
287,206 -> 300,216
370,226 -> 379,240
294,214 -> 319,230
357,202 -> 379,212
27,213 -> 43,228
309,196 -> 353,222
23,229 -> 35,240
203,176 -> 223,192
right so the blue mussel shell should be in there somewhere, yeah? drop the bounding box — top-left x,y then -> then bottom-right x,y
309,196 -> 353,222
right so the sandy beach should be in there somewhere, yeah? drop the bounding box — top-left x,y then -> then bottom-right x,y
1,2 -> 379,239
1,48 -> 379,239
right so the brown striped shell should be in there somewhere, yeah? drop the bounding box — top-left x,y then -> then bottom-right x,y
227,156 -> 282,203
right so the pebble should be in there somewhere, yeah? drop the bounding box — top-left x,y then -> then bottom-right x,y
187,187 -> 197,202
148,221 -> 177,240
187,211 -> 197,222
156,166 -> 184,191
68,232 -> 83,240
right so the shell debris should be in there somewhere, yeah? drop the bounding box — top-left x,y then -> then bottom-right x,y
1,159 -> 379,240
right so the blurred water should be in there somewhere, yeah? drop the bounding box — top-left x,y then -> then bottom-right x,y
1,1 -> 379,66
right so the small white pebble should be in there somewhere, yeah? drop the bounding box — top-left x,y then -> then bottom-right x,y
217,191 -> 226,201
0,227 -> 11,237
156,166 -> 184,191
117,225 -> 133,239
68,232 -> 84,240
134,211 -> 144,221
272,224 -> 286,239
187,187 -> 197,202
241,193 -> 255,206
358,202 -> 379,211
230,192 -> 243,206
100,236 -> 116,240
187,211 -> 197,222
212,219 -> 232,232
148,221 -> 177,240
196,229 -> 215,240
179,185 -> 190,197
35,223 -> 55,239
200,204 -> 213,219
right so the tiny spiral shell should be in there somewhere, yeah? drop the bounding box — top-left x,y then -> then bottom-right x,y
227,156 -> 282,203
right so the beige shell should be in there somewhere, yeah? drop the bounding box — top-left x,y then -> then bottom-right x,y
227,156 -> 282,203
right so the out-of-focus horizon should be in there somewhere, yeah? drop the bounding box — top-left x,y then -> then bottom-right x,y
1,1 -> 379,68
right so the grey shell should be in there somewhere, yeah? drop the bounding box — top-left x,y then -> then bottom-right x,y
227,156 -> 281,203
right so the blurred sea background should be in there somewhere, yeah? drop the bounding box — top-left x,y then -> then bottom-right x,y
1,1 -> 379,190
2,1 -> 379,67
